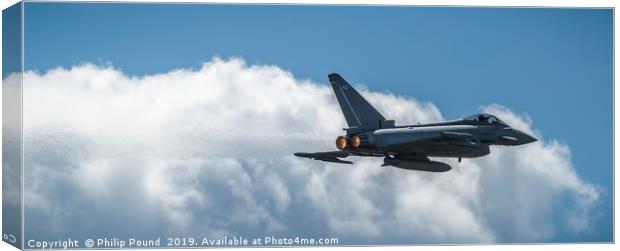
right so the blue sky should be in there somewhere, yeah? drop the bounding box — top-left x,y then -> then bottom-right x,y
22,3 -> 612,242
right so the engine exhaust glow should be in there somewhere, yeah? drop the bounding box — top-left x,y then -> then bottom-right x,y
336,136 -> 348,149
351,135 -> 361,148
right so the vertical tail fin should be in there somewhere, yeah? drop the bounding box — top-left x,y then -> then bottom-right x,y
328,73 -> 391,130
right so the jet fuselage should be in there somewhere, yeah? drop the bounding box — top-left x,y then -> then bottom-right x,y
294,73 -> 537,172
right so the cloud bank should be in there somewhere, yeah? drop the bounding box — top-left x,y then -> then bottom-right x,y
11,58 -> 602,244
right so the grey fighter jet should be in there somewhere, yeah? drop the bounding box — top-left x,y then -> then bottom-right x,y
294,73 -> 537,172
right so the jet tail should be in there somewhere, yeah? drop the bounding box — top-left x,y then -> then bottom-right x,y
328,73 -> 393,132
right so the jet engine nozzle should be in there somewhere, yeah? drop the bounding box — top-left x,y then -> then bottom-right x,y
351,135 -> 361,148
336,136 -> 348,149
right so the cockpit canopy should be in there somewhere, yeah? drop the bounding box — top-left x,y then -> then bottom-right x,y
464,113 -> 509,127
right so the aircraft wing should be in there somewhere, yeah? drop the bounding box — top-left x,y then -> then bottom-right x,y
294,151 -> 353,164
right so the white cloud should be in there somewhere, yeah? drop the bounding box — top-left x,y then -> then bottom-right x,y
14,57 -> 602,244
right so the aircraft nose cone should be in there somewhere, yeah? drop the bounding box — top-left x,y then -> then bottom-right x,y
498,128 -> 537,145
520,132 -> 537,144
515,129 -> 537,145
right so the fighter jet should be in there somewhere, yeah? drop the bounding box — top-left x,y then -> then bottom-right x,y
294,73 -> 537,172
